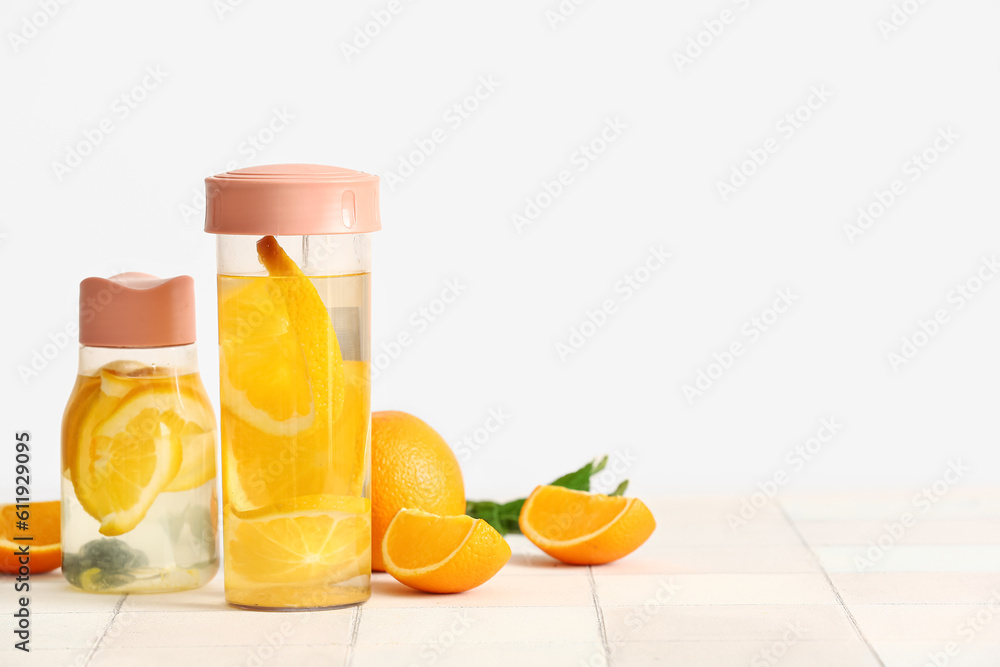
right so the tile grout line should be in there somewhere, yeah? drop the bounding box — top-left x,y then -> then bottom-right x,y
586,566 -> 611,665
343,603 -> 362,667
777,501 -> 885,667
81,593 -> 128,667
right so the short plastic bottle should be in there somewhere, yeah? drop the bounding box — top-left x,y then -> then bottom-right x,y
61,273 -> 218,593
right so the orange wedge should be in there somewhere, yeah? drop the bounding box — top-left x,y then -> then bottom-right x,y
1,501 -> 61,574
518,486 -> 656,565
382,509 -> 510,594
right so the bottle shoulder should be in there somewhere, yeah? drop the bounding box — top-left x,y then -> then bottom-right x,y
76,343 -> 202,377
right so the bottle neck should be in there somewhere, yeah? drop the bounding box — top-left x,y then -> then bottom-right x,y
216,234 -> 372,276
77,343 -> 200,377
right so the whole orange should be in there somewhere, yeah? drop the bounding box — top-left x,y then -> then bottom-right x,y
371,411 -> 465,571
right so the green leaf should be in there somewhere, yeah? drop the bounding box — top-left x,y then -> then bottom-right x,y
465,501 -> 504,534
550,456 -> 605,492
497,499 -> 525,534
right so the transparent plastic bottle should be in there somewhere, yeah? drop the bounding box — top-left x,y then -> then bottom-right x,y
61,273 -> 218,593
205,164 -> 379,610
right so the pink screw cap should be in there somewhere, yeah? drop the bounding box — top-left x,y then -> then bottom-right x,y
79,273 -> 196,348
204,164 -> 381,236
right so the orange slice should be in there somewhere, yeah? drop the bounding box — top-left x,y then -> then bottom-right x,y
68,370 -> 216,497
163,413 -> 217,493
218,237 -> 352,512
154,377 -> 217,493
0,501 -> 60,574
382,509 -> 510,593
225,494 -> 370,588
72,385 -> 187,536
221,360 -> 369,513
99,362 -> 179,398
218,276 -> 315,436
518,486 -> 656,565
62,377 -> 101,478
256,236 -> 345,425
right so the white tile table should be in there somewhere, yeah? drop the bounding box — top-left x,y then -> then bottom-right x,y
4,492 -> 1000,666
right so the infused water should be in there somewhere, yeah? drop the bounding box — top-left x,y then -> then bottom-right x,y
218,270 -> 372,609
61,368 -> 218,593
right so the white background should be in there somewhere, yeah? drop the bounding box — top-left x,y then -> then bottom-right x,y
2,0 -> 999,504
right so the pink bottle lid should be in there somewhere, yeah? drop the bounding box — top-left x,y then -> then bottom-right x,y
203,164 -> 381,235
79,273 -> 196,348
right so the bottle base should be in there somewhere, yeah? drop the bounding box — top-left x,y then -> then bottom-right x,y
224,582 -> 371,611
226,598 -> 368,612
64,562 -> 218,594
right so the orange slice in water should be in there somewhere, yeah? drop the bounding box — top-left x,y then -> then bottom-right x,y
226,494 -> 370,589
72,385 -> 190,536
